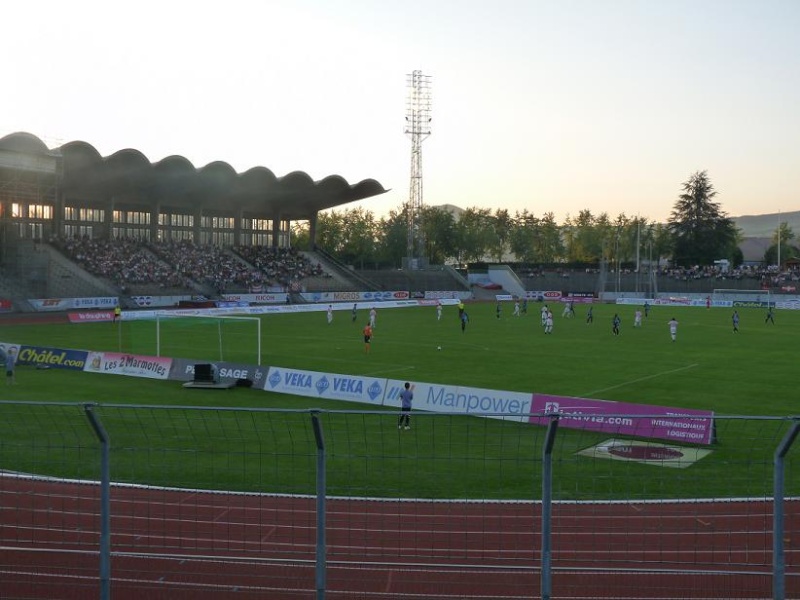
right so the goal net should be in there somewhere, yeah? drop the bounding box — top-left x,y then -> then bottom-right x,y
121,314 -> 262,365
711,288 -> 771,307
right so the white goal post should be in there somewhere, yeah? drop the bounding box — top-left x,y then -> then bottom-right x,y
155,314 -> 262,365
711,289 -> 772,306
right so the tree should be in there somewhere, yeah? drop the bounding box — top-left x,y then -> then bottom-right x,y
564,210 -> 606,263
509,210 -> 541,263
421,206 -> 457,265
290,221 -> 310,250
375,208 -> 410,269
764,222 -> 799,266
538,212 -> 565,263
490,208 -> 512,262
455,207 -> 495,263
668,171 -> 739,267
340,207 -> 378,269
315,211 -> 346,255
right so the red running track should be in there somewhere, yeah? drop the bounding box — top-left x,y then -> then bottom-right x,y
1,474 -> 798,599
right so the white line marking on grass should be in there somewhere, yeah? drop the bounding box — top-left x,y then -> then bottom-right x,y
362,365 -> 416,377
584,363 -> 699,397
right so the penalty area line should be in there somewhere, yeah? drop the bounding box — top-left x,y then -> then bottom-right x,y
584,363 -> 699,397
362,365 -> 416,377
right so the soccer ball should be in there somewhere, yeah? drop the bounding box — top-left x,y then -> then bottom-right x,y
437,346 -> 442,351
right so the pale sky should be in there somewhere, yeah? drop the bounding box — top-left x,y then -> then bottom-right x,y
3,0 -> 798,224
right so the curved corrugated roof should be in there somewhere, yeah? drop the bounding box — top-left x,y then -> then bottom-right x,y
3,132 -> 388,219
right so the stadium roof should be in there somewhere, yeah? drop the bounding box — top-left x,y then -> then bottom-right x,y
0,132 -> 389,220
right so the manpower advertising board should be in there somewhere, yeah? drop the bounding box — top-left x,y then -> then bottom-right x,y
383,379 -> 532,422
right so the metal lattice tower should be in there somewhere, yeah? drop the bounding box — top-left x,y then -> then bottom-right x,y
404,70 -> 431,268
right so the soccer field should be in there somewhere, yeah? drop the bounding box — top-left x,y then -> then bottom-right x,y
3,300 -> 796,414
1,301 -> 798,500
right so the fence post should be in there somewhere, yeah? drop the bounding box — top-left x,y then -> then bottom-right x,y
311,411 -> 327,600
773,419 -> 800,600
84,403 -> 111,600
541,414 -> 559,600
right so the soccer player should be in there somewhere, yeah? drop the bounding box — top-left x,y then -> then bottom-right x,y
668,317 -> 679,342
363,321 -> 373,353
5,346 -> 17,385
513,300 -> 520,317
643,301 -> 650,318
732,310 -> 740,333
460,311 -> 469,333
113,303 -> 121,324
544,309 -> 554,334
521,298 -> 528,315
397,382 -> 414,430
612,313 -> 621,336
634,309 -> 642,328
586,305 -> 594,324
327,305 -> 333,324
765,306 -> 775,324
541,304 -> 548,327
351,303 -> 358,323
369,307 -> 377,328
496,301 -> 501,319
436,300 -> 443,321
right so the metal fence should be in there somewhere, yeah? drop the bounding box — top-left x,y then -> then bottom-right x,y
0,402 -> 798,600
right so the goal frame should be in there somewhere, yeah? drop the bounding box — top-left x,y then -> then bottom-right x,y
154,313 -> 262,365
711,288 -> 772,306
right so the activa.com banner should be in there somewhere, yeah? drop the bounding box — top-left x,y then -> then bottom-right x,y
529,394 -> 714,445
84,352 -> 172,379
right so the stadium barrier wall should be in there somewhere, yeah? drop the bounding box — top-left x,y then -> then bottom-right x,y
0,333 -> 713,444
29,296 -> 118,311
0,404 -> 797,600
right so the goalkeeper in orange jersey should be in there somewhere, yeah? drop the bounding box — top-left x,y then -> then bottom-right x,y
363,322 -> 373,353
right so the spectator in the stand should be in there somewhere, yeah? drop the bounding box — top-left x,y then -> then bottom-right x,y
57,236 -> 334,294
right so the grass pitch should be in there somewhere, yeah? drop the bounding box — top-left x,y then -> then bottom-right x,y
0,301 -> 798,500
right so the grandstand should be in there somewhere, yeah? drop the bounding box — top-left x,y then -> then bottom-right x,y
0,132 -> 389,309
2,131 -> 796,312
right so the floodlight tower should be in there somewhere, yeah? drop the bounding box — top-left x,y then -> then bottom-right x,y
404,70 -> 432,269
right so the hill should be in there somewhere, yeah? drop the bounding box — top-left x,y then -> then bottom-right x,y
732,211 -> 800,238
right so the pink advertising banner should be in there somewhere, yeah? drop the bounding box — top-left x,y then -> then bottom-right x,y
69,311 -> 114,323
529,394 -> 714,445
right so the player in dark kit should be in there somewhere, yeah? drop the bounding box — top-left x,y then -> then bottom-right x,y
397,382 -> 413,430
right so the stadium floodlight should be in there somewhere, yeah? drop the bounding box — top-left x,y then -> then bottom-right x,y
404,70 -> 432,269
